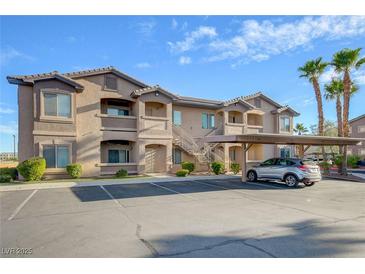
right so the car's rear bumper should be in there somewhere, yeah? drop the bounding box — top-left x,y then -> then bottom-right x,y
302,175 -> 322,183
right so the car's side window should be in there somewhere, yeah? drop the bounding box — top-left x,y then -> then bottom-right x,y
262,158 -> 276,166
278,159 -> 287,166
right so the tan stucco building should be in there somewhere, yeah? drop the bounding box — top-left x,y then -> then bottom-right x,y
349,114 -> 365,158
7,66 -> 299,178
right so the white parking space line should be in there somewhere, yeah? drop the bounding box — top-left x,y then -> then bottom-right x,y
8,189 -> 38,221
149,182 -> 195,200
99,185 -> 125,208
246,181 -> 287,189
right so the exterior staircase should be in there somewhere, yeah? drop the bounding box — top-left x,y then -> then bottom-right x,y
172,125 -> 224,164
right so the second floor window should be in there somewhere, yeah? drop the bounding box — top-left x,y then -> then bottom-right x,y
107,107 -> 129,116
44,93 -> 71,118
173,110 -> 182,126
280,116 -> 290,132
202,113 -> 215,129
108,149 -> 130,163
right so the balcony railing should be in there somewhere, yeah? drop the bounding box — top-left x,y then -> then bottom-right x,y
225,122 -> 245,135
139,115 -> 171,136
97,113 -> 137,131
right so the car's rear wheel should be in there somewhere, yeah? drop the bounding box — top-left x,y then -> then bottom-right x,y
304,181 -> 315,187
247,170 -> 257,182
284,174 -> 299,187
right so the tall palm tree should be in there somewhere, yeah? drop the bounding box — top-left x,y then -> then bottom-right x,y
293,123 -> 309,135
332,48 -> 365,137
298,58 -> 328,137
324,78 -> 359,137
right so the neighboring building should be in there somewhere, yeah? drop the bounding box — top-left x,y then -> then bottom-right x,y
7,66 -> 299,178
349,114 -> 365,158
0,152 -> 17,162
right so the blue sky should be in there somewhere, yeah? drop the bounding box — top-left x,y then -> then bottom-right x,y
1,16 -> 365,152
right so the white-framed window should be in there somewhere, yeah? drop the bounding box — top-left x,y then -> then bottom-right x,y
44,93 -> 71,118
173,148 -> 182,164
202,113 -> 215,129
108,149 -> 130,163
107,107 -> 129,116
173,110 -> 182,126
105,75 -> 118,90
358,125 -> 365,133
280,147 -> 291,158
280,116 -> 290,132
43,144 -> 70,168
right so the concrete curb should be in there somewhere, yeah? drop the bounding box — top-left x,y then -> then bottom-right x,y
0,175 -> 239,192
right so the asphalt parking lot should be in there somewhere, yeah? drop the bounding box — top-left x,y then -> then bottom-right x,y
1,178 -> 365,258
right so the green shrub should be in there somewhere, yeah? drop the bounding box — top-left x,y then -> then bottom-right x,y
181,161 -> 195,174
17,157 -> 46,181
116,168 -> 128,178
319,162 -> 331,175
230,162 -> 240,175
348,155 -> 361,168
211,161 -> 225,175
0,174 -> 12,183
334,155 -> 360,168
176,169 -> 189,177
66,163 -> 82,178
0,167 -> 18,180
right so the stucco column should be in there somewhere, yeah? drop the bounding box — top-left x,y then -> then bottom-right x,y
224,144 -> 230,171
166,141 -> 173,172
136,98 -> 145,137
241,143 -> 247,183
166,102 -> 172,134
136,140 -> 145,174
223,110 -> 228,134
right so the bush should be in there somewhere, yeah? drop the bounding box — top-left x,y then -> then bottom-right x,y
334,155 -> 361,168
230,162 -> 240,175
176,169 -> 189,177
211,161 -> 225,175
66,163 -> 82,178
319,162 -> 331,175
0,167 -> 18,180
0,174 -> 12,183
181,161 -> 195,174
116,168 -> 128,178
348,155 -> 361,168
17,157 -> 46,181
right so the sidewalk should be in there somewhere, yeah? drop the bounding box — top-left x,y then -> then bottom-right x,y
0,174 -> 239,192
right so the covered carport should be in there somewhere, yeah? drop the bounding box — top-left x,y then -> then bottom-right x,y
205,133 -> 364,182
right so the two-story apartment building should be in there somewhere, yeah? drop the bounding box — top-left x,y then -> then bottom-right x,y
349,114 -> 365,158
7,66 -> 299,178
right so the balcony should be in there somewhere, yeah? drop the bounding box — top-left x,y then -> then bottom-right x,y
139,115 -> 170,137
225,122 -> 245,135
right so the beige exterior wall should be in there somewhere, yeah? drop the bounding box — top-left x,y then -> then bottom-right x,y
349,116 -> 365,158
15,71 -> 297,177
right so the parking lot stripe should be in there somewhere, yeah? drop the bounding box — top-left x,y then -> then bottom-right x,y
8,189 -> 38,221
99,185 -> 126,208
149,182 -> 195,200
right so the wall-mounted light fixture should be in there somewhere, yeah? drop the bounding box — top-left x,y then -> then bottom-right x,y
155,91 -> 159,96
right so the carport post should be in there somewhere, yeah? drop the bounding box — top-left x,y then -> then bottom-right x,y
343,145 -> 348,176
241,143 -> 247,183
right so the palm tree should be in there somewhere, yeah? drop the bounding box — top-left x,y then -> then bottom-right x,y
298,58 -> 328,137
293,123 -> 309,135
324,78 -> 359,137
331,48 -> 365,137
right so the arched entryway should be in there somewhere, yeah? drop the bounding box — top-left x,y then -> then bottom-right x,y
145,144 -> 167,173
229,145 -> 243,167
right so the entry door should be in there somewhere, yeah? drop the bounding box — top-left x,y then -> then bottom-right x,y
145,147 -> 156,173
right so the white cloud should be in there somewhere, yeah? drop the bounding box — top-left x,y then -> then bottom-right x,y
168,16 -> 365,65
320,67 -> 340,83
135,62 -> 152,69
303,97 -> 316,106
0,106 -> 15,114
168,26 -> 217,53
0,46 -> 34,65
320,66 -> 365,86
171,18 -> 178,30
179,56 -> 191,65
353,69 -> 365,85
136,20 -> 156,37
0,121 -> 17,135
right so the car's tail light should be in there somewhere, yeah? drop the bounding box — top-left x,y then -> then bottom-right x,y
298,165 -> 309,172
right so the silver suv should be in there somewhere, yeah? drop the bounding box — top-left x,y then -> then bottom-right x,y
246,158 -> 321,187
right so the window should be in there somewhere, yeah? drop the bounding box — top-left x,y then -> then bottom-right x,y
105,75 -> 118,90
261,158 -> 276,166
254,98 -> 261,108
358,126 -> 365,133
108,149 -> 129,163
280,116 -> 290,132
44,93 -> 71,118
229,149 -> 236,161
202,113 -> 215,129
107,107 -> 129,116
173,148 -> 182,164
280,148 -> 291,158
43,145 -> 70,168
173,110 -> 182,126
